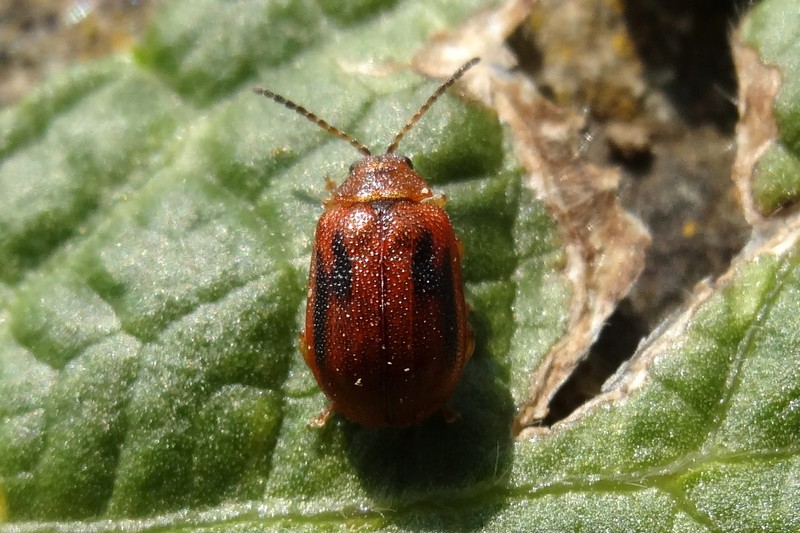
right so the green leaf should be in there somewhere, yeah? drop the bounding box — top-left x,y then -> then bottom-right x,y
1,0 -> 798,531
740,0 -> 800,214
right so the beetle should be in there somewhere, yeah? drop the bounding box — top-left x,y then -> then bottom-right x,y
254,58 -> 479,427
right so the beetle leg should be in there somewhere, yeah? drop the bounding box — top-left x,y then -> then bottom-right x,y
465,324 -> 476,359
421,193 -> 447,208
307,403 -> 334,429
298,332 -> 308,356
324,176 -> 337,192
440,405 -> 461,424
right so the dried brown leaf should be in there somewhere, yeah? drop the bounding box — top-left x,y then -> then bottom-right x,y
414,0 -> 651,435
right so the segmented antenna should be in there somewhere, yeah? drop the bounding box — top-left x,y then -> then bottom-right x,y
253,57 -> 480,157
252,87 -> 372,156
386,57 -> 480,154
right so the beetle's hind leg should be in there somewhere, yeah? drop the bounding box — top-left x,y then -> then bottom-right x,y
307,403 -> 335,429
440,405 -> 461,424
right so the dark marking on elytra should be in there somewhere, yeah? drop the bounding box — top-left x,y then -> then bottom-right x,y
312,249 -> 329,367
413,231 -> 458,365
412,230 -> 440,296
331,231 -> 352,299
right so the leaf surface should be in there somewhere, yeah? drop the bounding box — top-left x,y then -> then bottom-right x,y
1,0 -> 798,531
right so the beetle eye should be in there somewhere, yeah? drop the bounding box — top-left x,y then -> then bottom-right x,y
349,162 -> 357,173
402,156 -> 413,169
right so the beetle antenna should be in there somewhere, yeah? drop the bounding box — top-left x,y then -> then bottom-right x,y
386,57 -> 480,154
253,87 -> 372,156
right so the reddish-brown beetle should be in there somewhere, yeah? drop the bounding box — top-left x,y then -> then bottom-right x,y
254,58 -> 478,427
